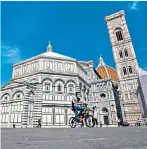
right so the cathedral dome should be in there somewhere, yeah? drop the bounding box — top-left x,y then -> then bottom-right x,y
96,55 -> 118,81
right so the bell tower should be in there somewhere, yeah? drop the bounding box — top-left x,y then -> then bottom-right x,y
105,10 -> 141,124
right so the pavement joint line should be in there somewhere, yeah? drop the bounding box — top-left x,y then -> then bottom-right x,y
17,137 -> 108,143
79,138 -> 107,141
79,140 -> 98,149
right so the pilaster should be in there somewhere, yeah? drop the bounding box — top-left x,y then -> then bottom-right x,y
21,89 -> 29,128
33,84 -> 43,127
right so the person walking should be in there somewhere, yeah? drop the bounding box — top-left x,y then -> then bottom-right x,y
117,119 -> 121,127
37,118 -> 41,128
92,106 -> 98,127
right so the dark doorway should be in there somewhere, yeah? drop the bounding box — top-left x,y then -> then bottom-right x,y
104,116 -> 109,125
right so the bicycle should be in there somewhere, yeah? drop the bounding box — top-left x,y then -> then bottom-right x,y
69,104 -> 95,128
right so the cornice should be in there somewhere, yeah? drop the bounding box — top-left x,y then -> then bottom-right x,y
14,55 -> 77,67
105,10 -> 125,22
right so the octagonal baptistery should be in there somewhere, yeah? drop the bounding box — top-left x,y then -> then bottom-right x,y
1,42 -> 95,128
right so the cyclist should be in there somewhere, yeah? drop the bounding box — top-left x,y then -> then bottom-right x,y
71,92 -> 85,122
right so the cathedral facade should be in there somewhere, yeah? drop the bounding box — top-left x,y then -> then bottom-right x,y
1,10 -> 143,128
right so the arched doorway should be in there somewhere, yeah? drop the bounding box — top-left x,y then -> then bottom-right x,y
102,107 -> 109,125
104,116 -> 109,125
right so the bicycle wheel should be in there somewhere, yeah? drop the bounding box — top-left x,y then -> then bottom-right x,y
69,117 -> 76,128
85,115 -> 95,128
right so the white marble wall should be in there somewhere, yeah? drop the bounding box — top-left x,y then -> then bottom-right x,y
89,79 -> 118,125
1,68 -> 90,128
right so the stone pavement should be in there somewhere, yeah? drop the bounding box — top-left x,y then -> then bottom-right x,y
1,126 -> 147,149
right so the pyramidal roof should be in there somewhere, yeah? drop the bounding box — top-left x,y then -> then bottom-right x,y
40,41 -> 75,60
14,42 -> 76,66
40,51 -> 75,61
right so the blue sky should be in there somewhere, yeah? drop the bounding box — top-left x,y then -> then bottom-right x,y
1,1 -> 147,86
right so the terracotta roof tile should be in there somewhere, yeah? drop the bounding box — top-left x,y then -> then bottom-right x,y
97,66 -> 118,81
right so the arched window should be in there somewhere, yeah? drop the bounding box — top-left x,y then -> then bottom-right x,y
123,67 -> 127,75
119,51 -> 123,58
68,84 -> 73,93
58,84 -> 61,92
67,81 -> 76,94
83,85 -> 86,92
69,87 -> 73,92
102,107 -> 108,113
17,94 -> 20,99
2,94 -> 10,102
45,83 -> 50,92
124,49 -> 128,57
43,79 -> 53,93
100,93 -> 106,99
79,82 -> 82,90
55,80 -> 64,93
115,28 -> 123,41
128,66 -> 133,74
13,91 -> 23,100
87,89 -> 90,95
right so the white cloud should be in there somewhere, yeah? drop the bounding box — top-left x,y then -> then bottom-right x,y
128,1 -> 140,12
1,45 -> 22,64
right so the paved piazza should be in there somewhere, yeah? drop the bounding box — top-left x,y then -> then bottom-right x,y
1,127 -> 147,149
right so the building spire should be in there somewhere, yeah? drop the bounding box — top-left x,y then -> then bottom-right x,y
98,54 -> 106,67
47,40 -> 52,52
98,54 -> 110,78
